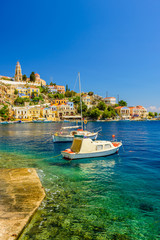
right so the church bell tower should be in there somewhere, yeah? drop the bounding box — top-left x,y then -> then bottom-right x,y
15,61 -> 22,81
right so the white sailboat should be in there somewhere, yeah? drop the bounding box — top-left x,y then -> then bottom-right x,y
52,73 -> 99,142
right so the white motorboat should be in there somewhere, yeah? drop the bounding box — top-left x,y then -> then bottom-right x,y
61,135 -> 122,160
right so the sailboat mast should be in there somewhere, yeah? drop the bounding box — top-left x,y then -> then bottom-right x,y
78,72 -> 83,130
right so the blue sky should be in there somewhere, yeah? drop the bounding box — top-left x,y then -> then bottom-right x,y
0,0 -> 160,111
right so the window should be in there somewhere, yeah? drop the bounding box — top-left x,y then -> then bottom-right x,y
96,145 -> 103,151
104,144 -> 111,150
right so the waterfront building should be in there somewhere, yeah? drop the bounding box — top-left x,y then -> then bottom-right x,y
28,107 -> 41,120
13,107 -> 29,120
115,106 -> 130,119
57,104 -> 75,120
41,107 -> 56,121
15,62 -> 22,82
136,106 -> 148,118
50,105 -> 58,119
104,97 -> 116,105
129,106 -> 148,118
13,106 -> 42,120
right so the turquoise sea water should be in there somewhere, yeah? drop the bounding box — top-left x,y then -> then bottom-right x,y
0,121 -> 160,240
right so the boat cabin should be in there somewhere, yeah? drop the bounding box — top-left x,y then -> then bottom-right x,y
70,136 -> 115,154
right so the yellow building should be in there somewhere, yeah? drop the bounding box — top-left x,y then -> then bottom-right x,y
17,87 -> 40,98
28,87 -> 40,97
41,107 -> 56,121
54,85 -> 65,94
28,107 -> 41,120
15,62 -> 22,82
13,106 -> 41,120
52,99 -> 67,105
82,94 -> 92,108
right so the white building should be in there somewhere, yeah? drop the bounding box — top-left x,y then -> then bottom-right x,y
104,97 -> 116,105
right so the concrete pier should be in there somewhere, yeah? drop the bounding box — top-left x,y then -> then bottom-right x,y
0,168 -> 45,240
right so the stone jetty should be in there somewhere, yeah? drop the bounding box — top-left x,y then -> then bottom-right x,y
0,168 -> 45,240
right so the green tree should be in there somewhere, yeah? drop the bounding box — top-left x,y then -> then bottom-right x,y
30,72 -> 36,82
31,91 -> 39,98
32,97 -> 40,102
22,74 -> 27,81
38,86 -> 49,94
102,110 -> 112,119
65,90 -> 76,98
66,84 -> 69,91
88,91 -> 94,96
97,101 -> 106,111
72,96 -> 80,104
14,97 -> 25,106
14,89 -> 18,95
53,93 -> 65,99
148,112 -> 154,118
48,93 -> 54,99
89,108 -> 101,120
50,82 -> 54,86
154,112 -> 158,117
114,103 -> 119,107
0,105 -> 9,120
118,100 -> 127,106
77,102 -> 87,115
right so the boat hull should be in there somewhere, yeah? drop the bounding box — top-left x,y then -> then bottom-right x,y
52,133 -> 98,143
61,146 -> 120,160
52,135 -> 73,142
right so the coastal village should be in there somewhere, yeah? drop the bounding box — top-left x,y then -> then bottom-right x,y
0,62 -> 158,122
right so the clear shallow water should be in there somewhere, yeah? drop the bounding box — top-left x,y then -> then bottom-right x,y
0,121 -> 160,240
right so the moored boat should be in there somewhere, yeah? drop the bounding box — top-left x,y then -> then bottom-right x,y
53,127 -> 98,142
61,135 -> 122,160
33,118 -> 52,123
52,73 -> 99,142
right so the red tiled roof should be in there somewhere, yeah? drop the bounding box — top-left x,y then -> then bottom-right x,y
136,105 -> 144,109
115,106 -> 123,109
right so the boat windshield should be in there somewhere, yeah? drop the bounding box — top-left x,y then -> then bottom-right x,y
71,139 -> 82,153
